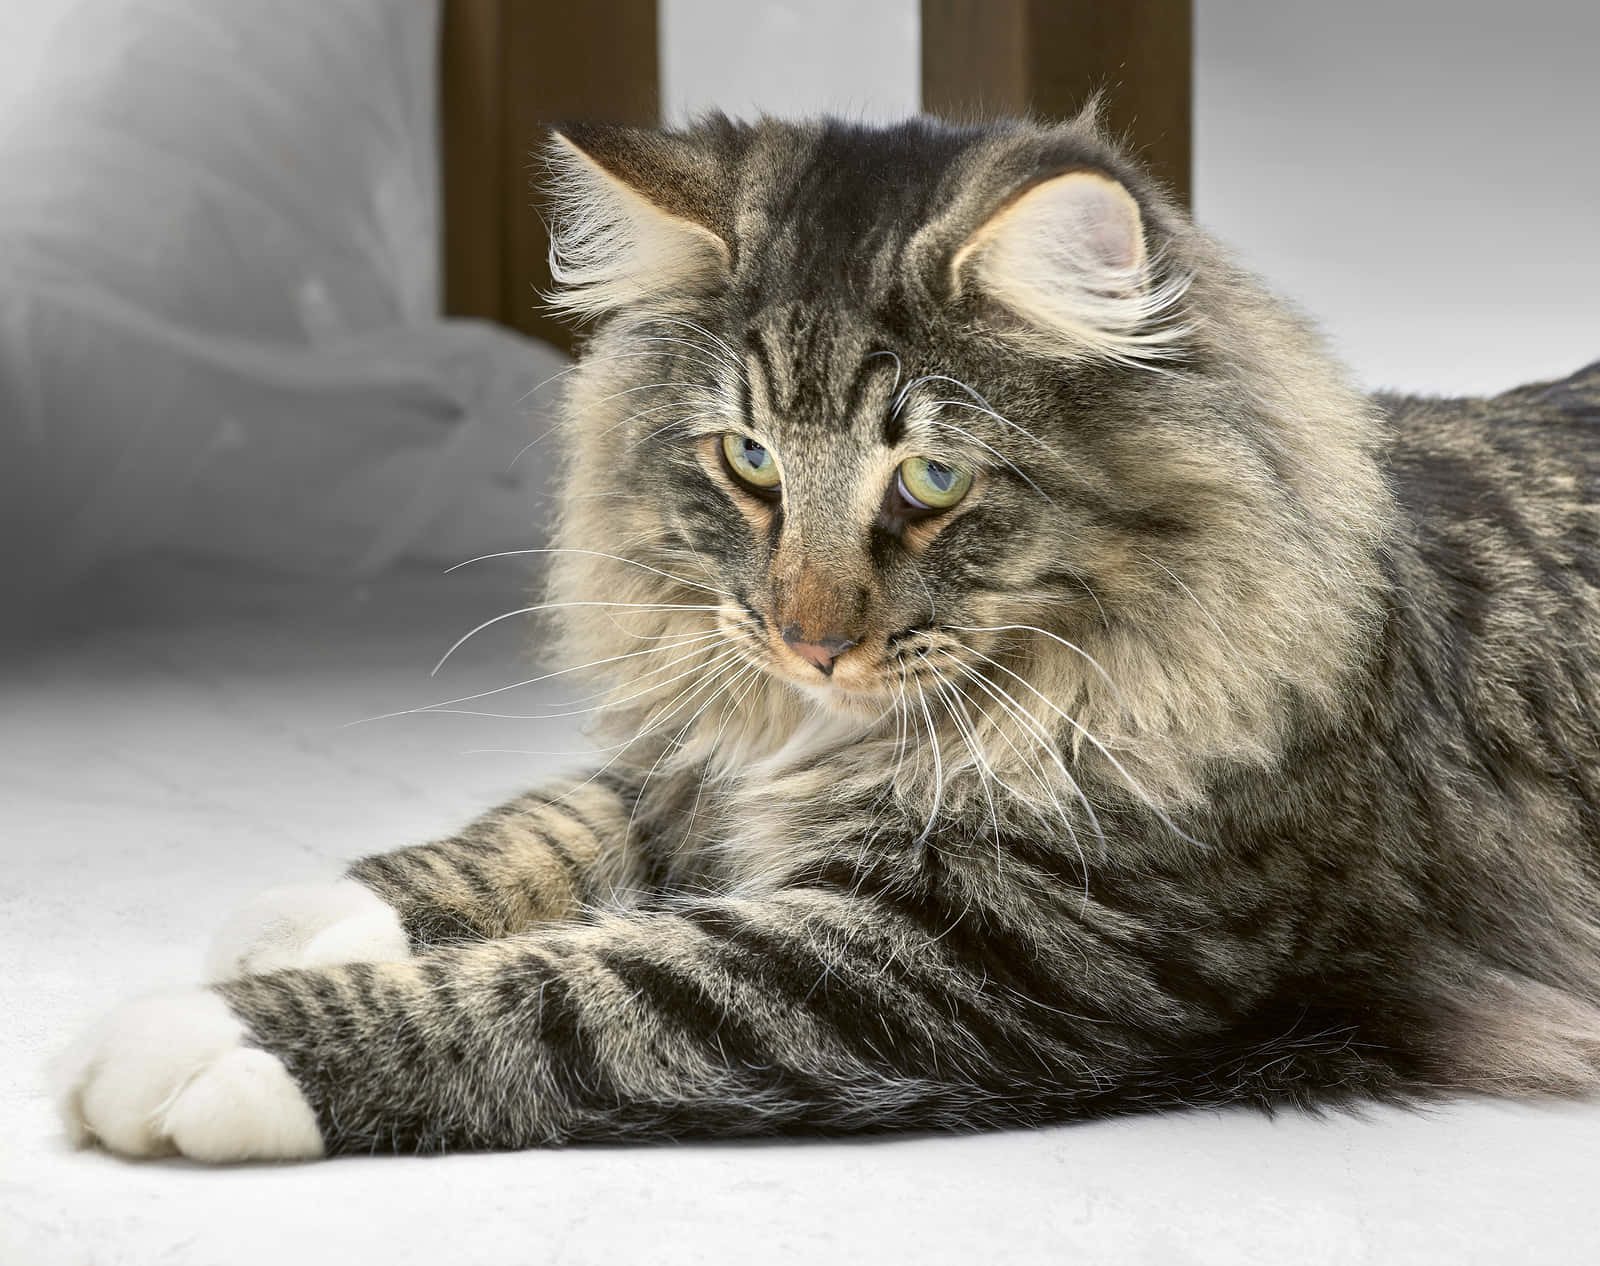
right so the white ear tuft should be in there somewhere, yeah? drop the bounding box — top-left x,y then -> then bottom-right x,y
952,170 -> 1188,366
544,132 -> 730,322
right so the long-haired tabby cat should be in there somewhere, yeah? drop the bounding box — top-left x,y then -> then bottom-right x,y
59,109 -> 1600,1161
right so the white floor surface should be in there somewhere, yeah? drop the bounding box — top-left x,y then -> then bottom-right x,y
4,560 -> 1599,1266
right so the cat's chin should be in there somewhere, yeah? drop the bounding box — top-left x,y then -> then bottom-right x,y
789,676 -> 893,714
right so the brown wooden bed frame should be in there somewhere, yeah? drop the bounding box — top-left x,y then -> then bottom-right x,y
440,0 -> 1191,354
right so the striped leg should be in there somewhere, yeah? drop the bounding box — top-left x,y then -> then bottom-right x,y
65,855 -> 1408,1158
200,875 -> 1400,1154
204,775 -> 644,982
216,889 -> 1075,1151
348,775 -> 644,947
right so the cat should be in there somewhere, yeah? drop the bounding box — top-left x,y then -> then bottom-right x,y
58,109 -> 1600,1161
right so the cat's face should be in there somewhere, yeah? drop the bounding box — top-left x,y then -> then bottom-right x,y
545,115 -> 1385,803
629,299 -> 1148,708
550,119 -> 1194,700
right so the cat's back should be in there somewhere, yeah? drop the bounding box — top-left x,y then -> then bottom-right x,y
1381,359 -> 1600,545
1374,360 -> 1600,820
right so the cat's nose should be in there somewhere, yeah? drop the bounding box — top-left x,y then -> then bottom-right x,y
780,625 -> 857,677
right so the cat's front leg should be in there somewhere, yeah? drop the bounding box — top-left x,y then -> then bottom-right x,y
206,774 -> 644,980
65,880 -> 1178,1159
59,774 -> 654,1160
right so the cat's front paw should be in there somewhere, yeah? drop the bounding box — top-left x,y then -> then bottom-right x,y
56,990 -> 324,1162
206,879 -> 410,981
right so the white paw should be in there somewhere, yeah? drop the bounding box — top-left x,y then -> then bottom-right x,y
206,879 -> 410,981
56,990 -> 324,1162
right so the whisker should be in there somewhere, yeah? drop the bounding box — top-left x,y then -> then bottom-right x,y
938,652 -> 1101,851
499,643 -> 755,793
635,313 -> 746,376
349,629 -> 726,725
492,632 -> 744,716
622,653 -> 762,848
928,667 -> 1001,861
864,349 -> 903,397
509,378 -> 719,469
676,661 -> 768,854
1136,550 -> 1243,666
445,547 -> 734,598
917,417 -> 1054,503
509,345 -> 725,413
958,645 -> 1204,848
422,643 -> 750,722
430,600 -> 728,677
617,334 -> 732,378
905,371 -> 1076,470
911,677 -> 946,844
949,624 -> 1129,716
624,408 -> 728,453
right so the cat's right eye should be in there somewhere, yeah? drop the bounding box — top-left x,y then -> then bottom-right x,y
720,433 -> 782,494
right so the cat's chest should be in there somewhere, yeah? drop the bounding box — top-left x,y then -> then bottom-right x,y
643,720 -> 895,893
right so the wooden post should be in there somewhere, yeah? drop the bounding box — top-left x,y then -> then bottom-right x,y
441,0 -> 660,352
921,0 -> 1192,206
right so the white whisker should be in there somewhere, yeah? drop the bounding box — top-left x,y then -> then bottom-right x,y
444,547 -> 734,598
950,624 -> 1129,716
676,661 -> 768,854
959,644 -> 1203,848
510,378 -> 718,469
430,600 -> 727,677
424,643 -> 750,722
350,629 -> 727,725
938,651 -> 1100,887
864,349 -> 902,397
917,417 -> 1053,503
928,667 -> 1001,862
912,676 -> 946,844
1136,550 -> 1243,666
636,313 -> 745,376
622,653 -> 761,848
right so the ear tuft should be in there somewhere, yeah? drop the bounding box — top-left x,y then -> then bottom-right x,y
543,129 -> 731,323
952,170 -> 1188,366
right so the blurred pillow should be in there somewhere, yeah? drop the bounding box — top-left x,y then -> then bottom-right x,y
1,0 -> 438,341
0,0 -> 562,628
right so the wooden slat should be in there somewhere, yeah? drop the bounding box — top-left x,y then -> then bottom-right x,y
441,0 -> 660,352
921,0 -> 1192,206
440,0 -> 505,324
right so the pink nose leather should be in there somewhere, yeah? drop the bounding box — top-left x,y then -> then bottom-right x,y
780,625 -> 857,677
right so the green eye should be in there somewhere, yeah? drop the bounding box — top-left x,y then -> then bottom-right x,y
897,456 -> 973,510
721,433 -> 781,490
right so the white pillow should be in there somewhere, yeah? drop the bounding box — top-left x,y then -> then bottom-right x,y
0,0 -> 562,623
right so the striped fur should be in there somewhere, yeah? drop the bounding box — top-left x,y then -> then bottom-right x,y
63,113 -> 1600,1158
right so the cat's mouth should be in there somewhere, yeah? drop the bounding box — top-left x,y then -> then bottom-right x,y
752,618 -> 972,707
717,604 -> 987,711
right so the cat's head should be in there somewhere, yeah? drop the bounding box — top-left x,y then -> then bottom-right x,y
541,112 -> 1389,813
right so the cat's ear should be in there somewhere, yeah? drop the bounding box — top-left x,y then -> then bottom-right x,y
950,169 -> 1183,365
542,125 -> 732,322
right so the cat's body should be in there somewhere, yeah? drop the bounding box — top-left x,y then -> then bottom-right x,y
59,113 -> 1600,1160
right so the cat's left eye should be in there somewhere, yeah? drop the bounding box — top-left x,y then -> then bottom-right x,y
897,456 -> 973,511
721,433 -> 781,493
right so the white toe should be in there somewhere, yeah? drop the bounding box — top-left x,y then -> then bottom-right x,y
57,990 -> 324,1162
164,1047 -> 323,1163
206,879 -> 408,980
